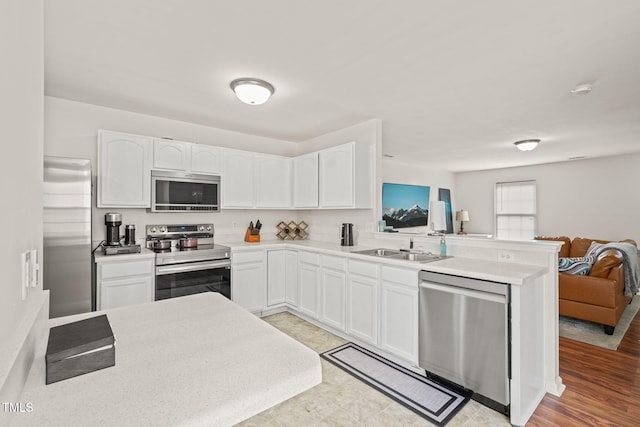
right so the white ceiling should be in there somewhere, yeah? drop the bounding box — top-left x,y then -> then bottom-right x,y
44,1 -> 640,172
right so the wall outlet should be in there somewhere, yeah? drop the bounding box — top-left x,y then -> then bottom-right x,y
497,251 -> 515,262
29,249 -> 39,287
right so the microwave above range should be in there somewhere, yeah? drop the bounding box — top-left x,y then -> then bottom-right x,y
151,170 -> 220,212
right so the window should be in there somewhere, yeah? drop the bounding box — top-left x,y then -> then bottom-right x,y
495,180 -> 537,240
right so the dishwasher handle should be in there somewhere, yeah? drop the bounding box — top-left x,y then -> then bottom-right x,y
419,281 -> 507,304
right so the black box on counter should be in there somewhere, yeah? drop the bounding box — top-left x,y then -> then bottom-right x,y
45,314 -> 115,384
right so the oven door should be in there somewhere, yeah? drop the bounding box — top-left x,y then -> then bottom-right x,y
155,259 -> 230,300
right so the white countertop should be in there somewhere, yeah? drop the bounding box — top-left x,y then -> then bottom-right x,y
221,239 -> 547,285
93,247 -> 156,263
15,293 -> 322,427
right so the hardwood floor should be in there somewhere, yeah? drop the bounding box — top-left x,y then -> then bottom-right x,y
528,308 -> 640,426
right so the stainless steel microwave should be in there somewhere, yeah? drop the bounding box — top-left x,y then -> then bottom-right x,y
151,170 -> 220,212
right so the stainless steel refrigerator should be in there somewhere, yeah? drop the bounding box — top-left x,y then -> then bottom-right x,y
43,156 -> 92,318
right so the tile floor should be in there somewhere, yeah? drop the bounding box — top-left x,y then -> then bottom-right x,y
237,312 -> 511,427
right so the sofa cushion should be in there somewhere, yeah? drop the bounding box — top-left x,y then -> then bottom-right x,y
569,237 -> 610,257
535,236 -> 571,257
591,248 -> 624,278
559,274 -> 617,308
558,255 -> 596,275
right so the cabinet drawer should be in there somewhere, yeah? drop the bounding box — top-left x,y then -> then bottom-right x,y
349,260 -> 378,278
232,250 -> 264,264
322,255 -> 347,271
99,259 -> 154,280
299,251 -> 320,265
381,266 -> 418,287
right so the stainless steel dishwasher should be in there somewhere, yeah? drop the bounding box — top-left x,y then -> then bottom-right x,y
418,271 -> 510,415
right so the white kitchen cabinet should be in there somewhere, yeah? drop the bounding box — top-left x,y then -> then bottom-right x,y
231,250 -> 266,314
190,144 -> 222,174
98,130 -> 152,208
153,139 -> 188,171
318,141 -> 372,208
267,249 -> 298,307
255,154 -> 292,208
320,255 -> 347,331
379,266 -> 419,364
298,251 -> 321,319
293,152 -> 319,208
347,260 -> 379,346
96,258 -> 155,310
153,139 -> 222,175
222,149 -> 254,208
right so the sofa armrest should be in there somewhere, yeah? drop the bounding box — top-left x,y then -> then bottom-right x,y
559,273 -> 619,307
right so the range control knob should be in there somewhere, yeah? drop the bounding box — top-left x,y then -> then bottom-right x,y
150,227 -> 157,233
160,226 -> 167,233
206,225 -> 212,231
199,225 -> 205,232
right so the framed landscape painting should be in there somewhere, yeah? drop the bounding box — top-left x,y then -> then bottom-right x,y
382,183 -> 430,229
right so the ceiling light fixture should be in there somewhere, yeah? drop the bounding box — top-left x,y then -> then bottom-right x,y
514,139 -> 540,152
230,78 -> 274,105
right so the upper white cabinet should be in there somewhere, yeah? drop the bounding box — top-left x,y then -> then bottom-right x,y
222,149 -> 254,208
255,154 -> 292,208
318,141 -> 372,208
153,139 -> 221,175
98,130 -> 153,208
190,144 -> 222,174
293,152 -> 319,208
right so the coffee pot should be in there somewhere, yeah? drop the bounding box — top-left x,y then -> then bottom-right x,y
105,213 -> 122,246
340,223 -> 354,246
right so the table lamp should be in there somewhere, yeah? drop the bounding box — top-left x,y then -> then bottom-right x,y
456,210 -> 470,235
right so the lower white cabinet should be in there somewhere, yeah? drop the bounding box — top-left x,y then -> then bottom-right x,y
379,266 -> 419,364
298,251 -> 321,319
231,250 -> 266,314
96,258 -> 155,310
267,249 -> 298,307
347,260 -> 379,346
320,255 -> 347,331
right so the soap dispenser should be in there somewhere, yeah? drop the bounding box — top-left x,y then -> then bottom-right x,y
439,234 -> 447,257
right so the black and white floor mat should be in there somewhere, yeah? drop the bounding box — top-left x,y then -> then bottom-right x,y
321,342 -> 470,426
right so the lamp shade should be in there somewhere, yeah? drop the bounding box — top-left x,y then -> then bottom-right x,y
455,210 -> 470,222
429,201 -> 447,232
230,78 -> 274,105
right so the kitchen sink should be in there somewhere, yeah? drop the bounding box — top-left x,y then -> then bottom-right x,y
351,248 -> 404,257
351,248 -> 447,263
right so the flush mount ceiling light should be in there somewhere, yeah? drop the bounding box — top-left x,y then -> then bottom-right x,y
230,78 -> 274,105
514,139 -> 540,152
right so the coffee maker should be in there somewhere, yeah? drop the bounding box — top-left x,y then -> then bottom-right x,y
340,223 -> 354,246
102,213 -> 141,255
105,213 -> 122,246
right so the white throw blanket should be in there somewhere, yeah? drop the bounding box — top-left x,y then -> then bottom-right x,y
594,242 -> 640,297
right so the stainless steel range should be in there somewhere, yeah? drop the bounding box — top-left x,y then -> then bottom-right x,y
146,224 -> 231,301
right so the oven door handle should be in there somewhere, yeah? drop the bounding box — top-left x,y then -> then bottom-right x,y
156,260 -> 231,275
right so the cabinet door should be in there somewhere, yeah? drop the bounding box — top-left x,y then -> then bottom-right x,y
99,276 -> 154,310
153,139 -> 188,171
284,250 -> 298,307
380,281 -> 419,363
222,149 -> 254,208
320,268 -> 347,331
347,274 -> 378,346
232,262 -> 265,313
298,263 -> 320,319
190,144 -> 222,174
293,152 -> 319,208
319,143 -> 354,207
267,250 -> 286,306
98,130 -> 152,207
255,154 -> 292,208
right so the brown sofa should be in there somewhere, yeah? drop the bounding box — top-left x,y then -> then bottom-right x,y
535,236 -> 636,335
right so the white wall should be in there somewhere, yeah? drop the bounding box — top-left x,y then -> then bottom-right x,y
0,0 -> 45,403
44,97 -> 300,243
455,153 -> 640,243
